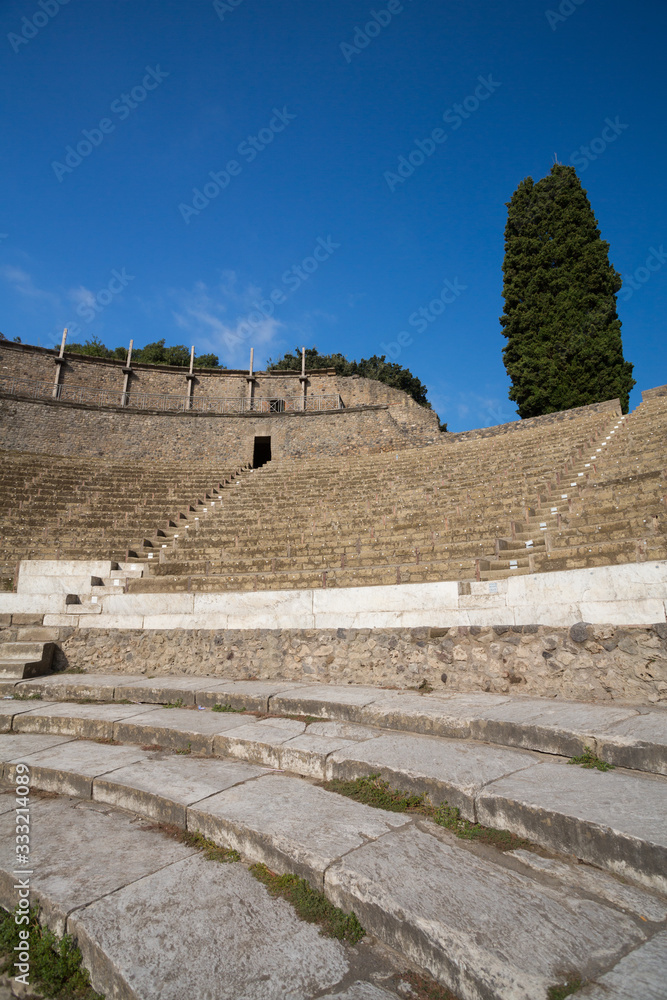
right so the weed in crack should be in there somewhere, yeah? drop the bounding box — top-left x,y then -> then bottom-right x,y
548,977 -> 584,999
568,747 -> 614,771
249,863 -> 365,944
323,775 -> 532,851
0,905 -> 103,999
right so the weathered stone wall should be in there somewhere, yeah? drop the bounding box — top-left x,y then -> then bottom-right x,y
642,385 -> 667,401
0,341 -> 424,410
3,619 -> 664,704
0,393 -> 439,462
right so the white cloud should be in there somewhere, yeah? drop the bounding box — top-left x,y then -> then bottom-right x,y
170,273 -> 284,366
68,285 -> 96,309
0,265 -> 60,307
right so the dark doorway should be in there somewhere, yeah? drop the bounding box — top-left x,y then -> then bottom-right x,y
253,436 -> 271,468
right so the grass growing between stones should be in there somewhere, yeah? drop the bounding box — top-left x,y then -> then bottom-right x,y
394,970 -> 460,1000
145,822 -> 240,863
0,905 -> 104,999
568,747 -> 614,771
323,774 -> 532,851
547,978 -> 584,999
11,692 -> 42,700
249,863 -> 365,944
211,702 -> 246,713
164,698 -> 184,709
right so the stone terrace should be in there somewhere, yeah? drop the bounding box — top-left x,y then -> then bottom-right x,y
129,393 -> 666,593
0,452 -> 245,587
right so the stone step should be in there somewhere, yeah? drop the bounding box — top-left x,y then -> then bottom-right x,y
11,678 -> 666,776
0,640 -> 55,679
0,741 -> 665,1000
2,695 -> 666,891
0,793 -> 405,1000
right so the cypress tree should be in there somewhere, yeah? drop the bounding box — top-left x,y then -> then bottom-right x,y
500,164 -> 634,416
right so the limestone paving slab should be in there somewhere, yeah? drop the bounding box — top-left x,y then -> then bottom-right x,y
212,719 -> 316,768
324,823 -> 648,1000
194,678 -> 307,711
115,674 -> 215,706
3,740 -> 150,797
280,733 -> 360,778
326,733 -> 538,821
359,691 -> 513,739
307,720 -> 382,742
595,713 -> 667,774
0,732 -> 74,767
476,761 -> 667,892
12,701 -> 160,739
94,755 -> 270,825
187,773 -> 412,887
113,706 -> 252,752
465,698 -> 641,759
0,797 -> 195,937
69,853 -> 351,1000
577,930 -> 667,1000
0,699 -> 56,732
15,673 -> 146,702
508,849 -> 667,923
270,684 -> 385,721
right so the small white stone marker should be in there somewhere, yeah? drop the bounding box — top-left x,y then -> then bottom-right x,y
570,482 -> 576,486
540,522 -> 547,529
510,560 -> 518,569
578,472 -> 583,476
551,507 -> 558,512
162,544 -> 167,548
174,534 -> 179,538
489,582 -> 498,593
203,508 -> 207,512
91,596 -> 98,603
525,540 -> 533,548
585,463 -> 590,467
148,553 -> 154,559
114,579 -> 120,586
561,494 -> 568,499
195,517 -> 199,520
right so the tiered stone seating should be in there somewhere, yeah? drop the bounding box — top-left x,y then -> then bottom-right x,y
131,406 -> 626,593
0,451 -> 245,587
531,394 -> 667,572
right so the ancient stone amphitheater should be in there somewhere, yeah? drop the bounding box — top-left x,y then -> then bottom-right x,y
0,340 -> 665,1000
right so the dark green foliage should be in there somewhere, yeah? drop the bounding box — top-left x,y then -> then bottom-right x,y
323,774 -> 532,850
249,863 -> 365,943
0,906 -> 103,999
64,336 -> 222,368
267,346 -> 431,408
547,978 -> 584,999
568,746 -> 614,771
501,164 -> 634,416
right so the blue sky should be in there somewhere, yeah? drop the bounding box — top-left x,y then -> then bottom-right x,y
1,0 -> 664,431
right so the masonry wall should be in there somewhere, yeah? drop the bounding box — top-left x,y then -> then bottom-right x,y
0,393 -> 440,462
0,341 -> 423,410
1,618 -> 664,704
